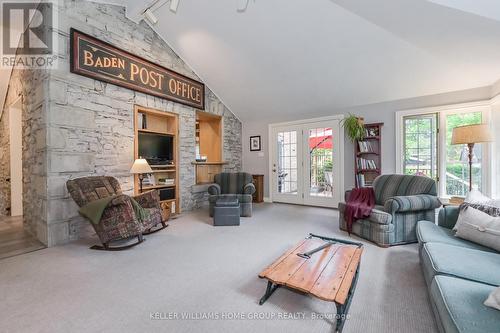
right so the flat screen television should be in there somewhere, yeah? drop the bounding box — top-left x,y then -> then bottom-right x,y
138,132 -> 174,165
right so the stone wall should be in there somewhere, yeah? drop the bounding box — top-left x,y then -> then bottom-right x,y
1,62 -> 49,242
40,0 -> 241,245
0,107 -> 11,216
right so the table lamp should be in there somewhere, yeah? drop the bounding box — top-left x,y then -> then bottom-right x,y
130,158 -> 153,192
451,124 -> 493,191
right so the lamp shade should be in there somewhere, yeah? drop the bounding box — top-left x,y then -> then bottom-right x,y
451,124 -> 493,145
130,158 -> 153,174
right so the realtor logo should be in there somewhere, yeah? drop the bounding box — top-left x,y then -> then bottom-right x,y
1,1 -> 56,68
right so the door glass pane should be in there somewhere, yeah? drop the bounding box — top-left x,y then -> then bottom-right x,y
308,127 -> 333,197
403,114 -> 438,180
446,112 -> 482,196
277,130 -> 298,194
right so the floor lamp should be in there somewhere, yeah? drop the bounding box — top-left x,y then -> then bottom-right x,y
451,124 -> 493,191
130,158 -> 153,193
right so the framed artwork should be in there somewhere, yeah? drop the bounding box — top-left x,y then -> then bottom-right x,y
250,136 -> 261,151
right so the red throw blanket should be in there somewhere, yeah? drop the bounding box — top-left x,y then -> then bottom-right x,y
344,187 -> 375,234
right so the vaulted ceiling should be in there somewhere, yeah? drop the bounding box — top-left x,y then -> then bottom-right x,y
114,0 -> 500,122
3,1 -> 500,122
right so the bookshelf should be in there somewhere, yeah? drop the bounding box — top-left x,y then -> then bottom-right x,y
134,105 -> 180,215
355,122 -> 383,188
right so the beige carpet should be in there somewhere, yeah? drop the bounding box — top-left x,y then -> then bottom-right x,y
0,203 -> 437,333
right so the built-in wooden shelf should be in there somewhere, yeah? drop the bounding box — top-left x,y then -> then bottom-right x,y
192,161 -> 227,184
138,128 -> 175,136
194,111 -> 223,184
149,169 -> 176,173
134,105 -> 179,215
142,184 -> 176,190
191,161 -> 228,165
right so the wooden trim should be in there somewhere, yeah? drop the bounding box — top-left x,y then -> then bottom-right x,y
191,161 -> 227,165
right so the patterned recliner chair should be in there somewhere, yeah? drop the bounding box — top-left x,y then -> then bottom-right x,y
338,174 -> 441,247
67,176 -> 165,250
208,172 -> 256,217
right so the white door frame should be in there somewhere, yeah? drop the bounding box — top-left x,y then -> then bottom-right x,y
268,114 -> 344,207
8,95 -> 23,216
270,124 -> 304,205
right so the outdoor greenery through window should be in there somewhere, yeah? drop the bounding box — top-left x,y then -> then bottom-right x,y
403,114 -> 438,180
402,111 -> 484,197
445,112 -> 482,196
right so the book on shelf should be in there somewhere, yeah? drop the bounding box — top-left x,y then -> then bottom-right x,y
356,174 -> 365,187
357,157 -> 377,170
356,174 -> 374,188
358,141 -> 374,153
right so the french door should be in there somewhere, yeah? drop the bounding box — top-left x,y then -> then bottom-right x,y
270,118 -> 343,208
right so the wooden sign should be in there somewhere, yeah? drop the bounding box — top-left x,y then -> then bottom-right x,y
70,28 -> 205,109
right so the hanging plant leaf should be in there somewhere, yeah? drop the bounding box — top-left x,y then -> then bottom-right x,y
341,114 -> 365,142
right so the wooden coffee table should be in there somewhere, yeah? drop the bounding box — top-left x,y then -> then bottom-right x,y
258,233 -> 363,332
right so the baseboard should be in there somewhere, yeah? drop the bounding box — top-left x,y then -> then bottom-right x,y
263,197 -> 272,203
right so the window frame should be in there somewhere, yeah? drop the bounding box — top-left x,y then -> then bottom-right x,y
396,100 -> 492,198
402,113 -> 439,181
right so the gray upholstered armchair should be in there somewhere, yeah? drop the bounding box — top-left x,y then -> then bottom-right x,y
208,172 -> 256,217
338,174 -> 441,247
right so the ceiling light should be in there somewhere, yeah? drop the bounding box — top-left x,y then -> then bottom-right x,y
170,0 -> 180,13
144,8 -> 158,25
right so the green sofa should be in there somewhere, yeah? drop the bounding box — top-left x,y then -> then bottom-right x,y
416,206 -> 500,333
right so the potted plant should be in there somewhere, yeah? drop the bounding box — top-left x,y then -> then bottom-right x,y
342,114 -> 365,142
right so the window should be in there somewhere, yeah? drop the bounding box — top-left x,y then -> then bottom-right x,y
277,130 -> 298,193
403,114 -> 438,180
398,105 -> 490,198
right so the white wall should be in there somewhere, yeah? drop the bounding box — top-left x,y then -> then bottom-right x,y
490,96 -> 500,198
8,98 -> 23,216
242,122 -> 269,197
242,85 -> 494,198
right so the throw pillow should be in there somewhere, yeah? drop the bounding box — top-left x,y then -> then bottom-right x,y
464,189 -> 500,208
485,287 -> 500,311
454,203 -> 500,231
454,206 -> 500,252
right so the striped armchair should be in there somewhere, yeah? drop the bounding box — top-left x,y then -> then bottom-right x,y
208,172 -> 256,217
338,174 -> 441,247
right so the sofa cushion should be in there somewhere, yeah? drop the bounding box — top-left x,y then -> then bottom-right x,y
368,208 -> 392,225
416,220 -> 495,253
421,242 -> 500,287
430,275 -> 500,333
372,174 -> 437,205
454,206 -> 500,252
